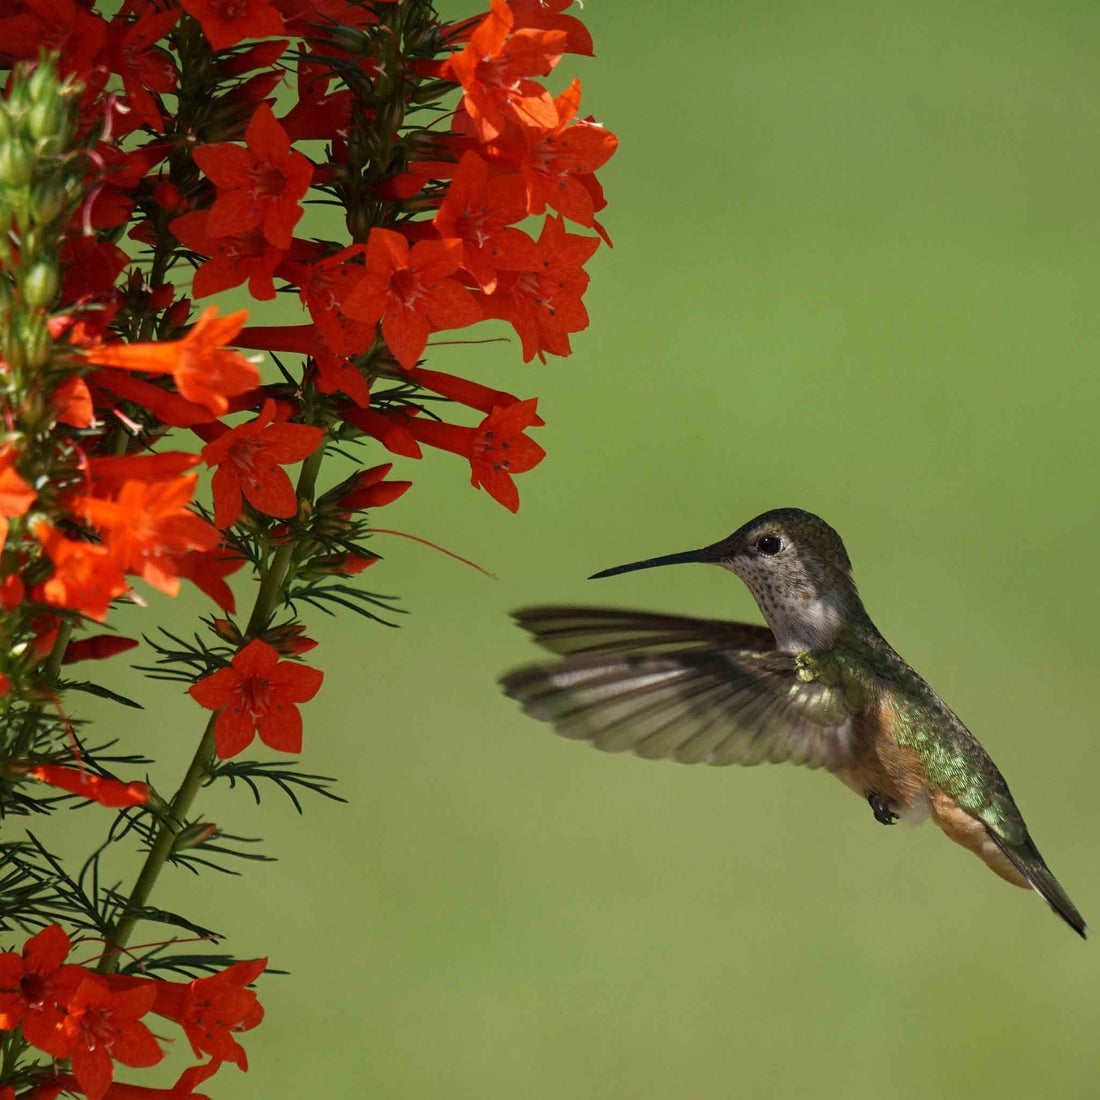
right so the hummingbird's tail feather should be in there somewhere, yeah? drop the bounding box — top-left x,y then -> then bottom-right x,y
989,831 -> 1087,939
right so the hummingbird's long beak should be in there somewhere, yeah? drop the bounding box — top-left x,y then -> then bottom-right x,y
589,547 -> 712,580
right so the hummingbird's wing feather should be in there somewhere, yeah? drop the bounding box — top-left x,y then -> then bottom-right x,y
500,648 -> 856,771
510,606 -> 775,656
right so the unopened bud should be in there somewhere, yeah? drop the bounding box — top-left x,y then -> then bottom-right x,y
23,262 -> 59,309
0,141 -> 33,187
172,822 -> 218,852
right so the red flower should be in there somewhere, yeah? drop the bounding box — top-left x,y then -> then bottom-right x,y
150,958 -> 265,1069
487,79 -> 617,227
404,398 -> 545,512
25,765 -> 150,808
201,398 -> 324,529
285,250 -> 380,361
433,152 -> 540,292
443,0 -> 564,142
0,444 -> 35,549
342,229 -> 481,369
78,477 -> 220,596
170,211 -> 284,301
105,6 -> 181,129
188,639 -> 323,758
481,215 -> 599,362
0,924 -> 73,1046
194,103 -> 313,249
42,977 -> 163,1100
85,308 -> 260,417
179,0 -> 285,50
33,523 -> 128,622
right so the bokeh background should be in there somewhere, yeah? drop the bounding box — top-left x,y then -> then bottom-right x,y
77,0 -> 1100,1096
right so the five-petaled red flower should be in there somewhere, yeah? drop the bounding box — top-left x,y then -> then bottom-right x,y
41,977 -> 163,1100
194,103 -> 313,250
170,211 -> 284,302
404,398 -> 545,512
433,151 -> 540,292
444,0 -> 564,141
151,958 -> 266,1069
342,229 -> 481,369
79,476 -> 220,596
481,215 -> 599,362
0,924 -> 74,1050
179,0 -> 285,51
201,399 -> 324,529
188,639 -> 324,758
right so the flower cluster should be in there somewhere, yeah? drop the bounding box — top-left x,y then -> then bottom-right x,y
0,925 -> 262,1099
0,0 -> 614,1095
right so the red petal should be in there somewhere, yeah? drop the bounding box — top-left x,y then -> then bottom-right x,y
24,924 -> 70,972
189,667 -> 242,710
268,661 -> 324,702
232,639 -> 281,677
257,422 -> 324,464
213,707 -> 255,759
240,463 -> 297,518
194,143 -> 254,190
382,308 -> 430,370
257,701 -> 302,753
211,463 -> 243,529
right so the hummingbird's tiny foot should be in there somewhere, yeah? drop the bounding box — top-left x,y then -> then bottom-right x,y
867,791 -> 899,826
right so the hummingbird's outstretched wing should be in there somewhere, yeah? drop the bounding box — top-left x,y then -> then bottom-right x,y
510,605 -> 776,656
501,608 -> 856,770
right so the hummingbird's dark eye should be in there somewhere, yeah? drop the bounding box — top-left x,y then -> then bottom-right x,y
756,534 -> 782,556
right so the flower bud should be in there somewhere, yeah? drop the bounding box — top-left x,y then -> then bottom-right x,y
23,262 -> 59,309
0,141 -> 33,187
172,822 -> 218,852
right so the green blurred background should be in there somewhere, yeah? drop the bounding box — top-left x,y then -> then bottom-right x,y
82,0 -> 1100,1095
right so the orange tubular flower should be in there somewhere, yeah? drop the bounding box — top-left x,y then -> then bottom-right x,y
194,102 -> 313,249
0,444 -> 36,548
150,958 -> 266,1069
169,211 -> 284,301
403,398 -> 545,512
432,151 -> 539,292
201,398 -> 325,529
481,215 -> 599,362
84,308 -> 260,416
26,764 -> 150,808
342,229 -> 482,369
443,0 -> 564,142
33,523 -> 129,622
39,978 -> 163,1100
78,476 -> 220,596
188,639 -> 324,758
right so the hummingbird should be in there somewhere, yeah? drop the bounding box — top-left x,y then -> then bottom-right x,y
500,508 -> 1086,937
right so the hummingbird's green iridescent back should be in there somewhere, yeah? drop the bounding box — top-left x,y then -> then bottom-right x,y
501,508 -> 1085,937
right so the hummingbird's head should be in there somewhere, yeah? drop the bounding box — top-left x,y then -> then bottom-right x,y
590,508 -> 870,652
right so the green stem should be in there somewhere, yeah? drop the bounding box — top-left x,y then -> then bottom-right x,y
97,716 -> 216,974
99,442 -> 328,971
